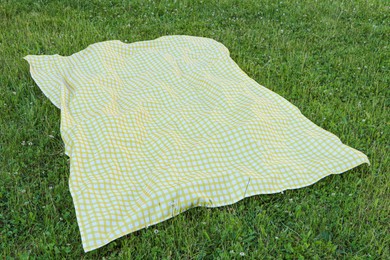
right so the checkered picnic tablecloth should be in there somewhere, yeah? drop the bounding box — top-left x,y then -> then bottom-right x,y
24,35 -> 369,252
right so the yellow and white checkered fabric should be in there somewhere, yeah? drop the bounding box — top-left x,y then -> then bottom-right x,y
24,35 -> 370,252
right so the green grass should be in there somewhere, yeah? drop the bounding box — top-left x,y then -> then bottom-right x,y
1,0 -> 389,258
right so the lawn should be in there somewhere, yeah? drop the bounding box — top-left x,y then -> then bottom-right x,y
0,0 -> 389,258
